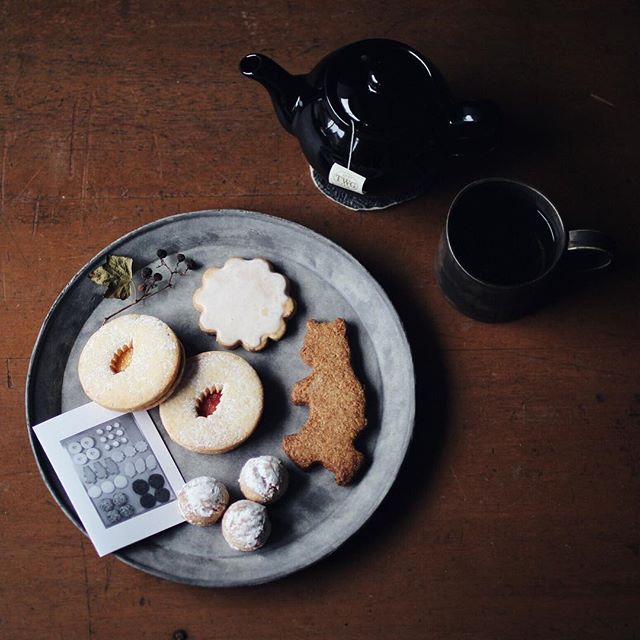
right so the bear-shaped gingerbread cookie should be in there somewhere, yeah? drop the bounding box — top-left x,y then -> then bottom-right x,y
282,318 -> 366,485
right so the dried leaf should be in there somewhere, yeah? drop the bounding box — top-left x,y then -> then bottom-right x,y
89,255 -> 134,300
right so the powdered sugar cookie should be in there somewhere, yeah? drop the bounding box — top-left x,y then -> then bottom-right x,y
159,351 -> 263,454
239,455 -> 288,504
78,314 -> 184,412
192,257 -> 295,352
177,476 -> 230,526
221,500 -> 271,551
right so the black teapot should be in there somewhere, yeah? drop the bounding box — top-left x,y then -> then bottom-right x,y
240,39 -> 499,198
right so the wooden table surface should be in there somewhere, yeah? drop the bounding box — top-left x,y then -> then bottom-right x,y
2,1 -> 639,638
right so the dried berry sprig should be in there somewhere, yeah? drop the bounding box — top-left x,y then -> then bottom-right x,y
99,249 -> 196,324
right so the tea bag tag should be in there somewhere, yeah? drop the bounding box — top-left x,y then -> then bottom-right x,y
328,164 -> 366,194
328,120 -> 366,194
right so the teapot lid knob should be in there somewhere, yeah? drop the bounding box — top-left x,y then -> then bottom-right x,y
324,39 -> 446,132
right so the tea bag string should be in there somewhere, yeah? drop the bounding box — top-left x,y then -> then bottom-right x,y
347,120 -> 355,170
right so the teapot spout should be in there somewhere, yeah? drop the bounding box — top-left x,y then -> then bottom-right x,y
240,53 -> 303,133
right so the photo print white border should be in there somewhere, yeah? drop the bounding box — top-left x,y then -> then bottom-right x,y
34,402 -> 185,556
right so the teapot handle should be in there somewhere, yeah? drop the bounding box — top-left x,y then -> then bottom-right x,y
446,100 -> 500,156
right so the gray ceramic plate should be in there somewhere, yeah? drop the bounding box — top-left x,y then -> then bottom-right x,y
26,210 -> 415,587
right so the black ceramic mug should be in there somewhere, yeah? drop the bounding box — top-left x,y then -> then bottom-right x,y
435,179 -> 615,322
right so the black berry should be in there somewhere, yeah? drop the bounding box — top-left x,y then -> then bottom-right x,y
148,474 -> 165,489
153,272 -> 163,281
142,267 -> 153,278
185,258 -> 196,270
132,479 -> 149,495
156,249 -> 167,259
176,253 -> 185,263
140,493 -> 156,509
155,488 -> 170,503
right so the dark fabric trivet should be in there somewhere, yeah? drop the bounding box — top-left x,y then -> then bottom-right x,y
310,167 -> 429,211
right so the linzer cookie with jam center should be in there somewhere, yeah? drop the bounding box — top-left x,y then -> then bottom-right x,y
192,257 -> 295,352
159,351 -> 263,454
77,314 -> 184,412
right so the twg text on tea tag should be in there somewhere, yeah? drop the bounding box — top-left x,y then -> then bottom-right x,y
328,163 -> 366,194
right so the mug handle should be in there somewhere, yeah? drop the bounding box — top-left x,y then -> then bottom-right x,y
446,100 -> 500,156
565,229 -> 615,271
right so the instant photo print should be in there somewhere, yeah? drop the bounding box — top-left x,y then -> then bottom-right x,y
34,403 -> 185,556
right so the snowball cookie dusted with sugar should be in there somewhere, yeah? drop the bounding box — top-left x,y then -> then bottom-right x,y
239,455 -> 289,504
177,476 -> 230,526
222,500 -> 271,551
159,351 -> 263,454
78,314 -> 184,412
192,257 -> 295,352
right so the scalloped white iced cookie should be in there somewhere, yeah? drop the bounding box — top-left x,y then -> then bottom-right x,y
159,351 -> 263,454
192,257 -> 295,352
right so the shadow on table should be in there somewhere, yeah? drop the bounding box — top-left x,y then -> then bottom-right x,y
308,260 -> 451,572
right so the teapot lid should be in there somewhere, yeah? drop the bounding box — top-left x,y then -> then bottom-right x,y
324,39 -> 445,132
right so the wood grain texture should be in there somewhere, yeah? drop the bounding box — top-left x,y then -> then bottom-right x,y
1,1 -> 639,638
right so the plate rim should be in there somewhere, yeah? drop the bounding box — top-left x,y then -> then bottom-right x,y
25,208 -> 416,586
